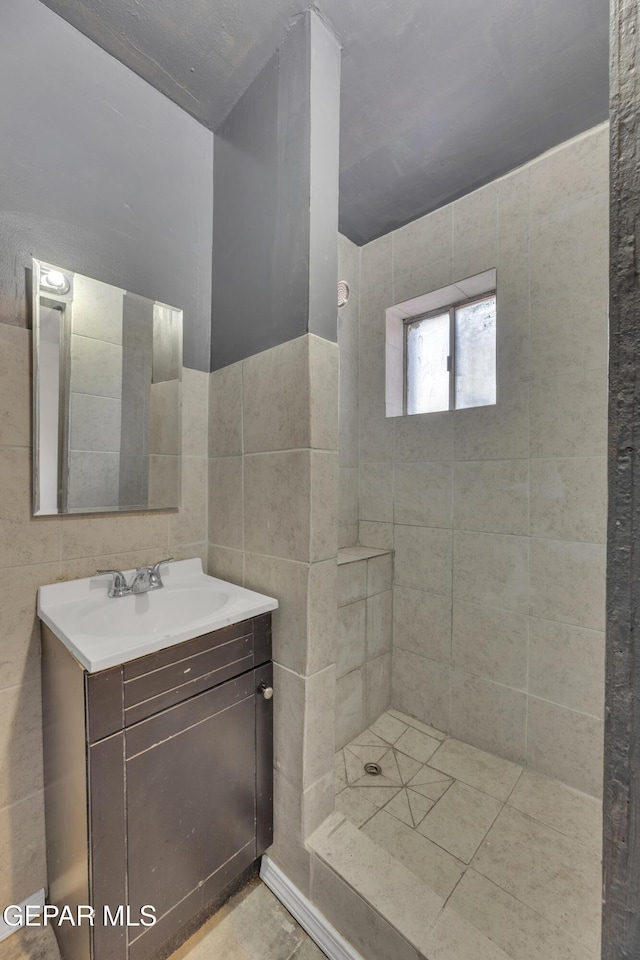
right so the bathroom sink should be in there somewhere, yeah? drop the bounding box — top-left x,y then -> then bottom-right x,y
38,558 -> 278,672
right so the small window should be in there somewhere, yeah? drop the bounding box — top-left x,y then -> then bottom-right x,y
404,292 -> 496,414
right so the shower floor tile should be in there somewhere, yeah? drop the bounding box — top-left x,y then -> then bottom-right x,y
334,709 -> 602,959
416,780 -> 502,863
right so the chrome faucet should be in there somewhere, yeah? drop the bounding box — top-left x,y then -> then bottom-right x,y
130,567 -> 152,595
96,558 -> 174,598
130,558 -> 174,594
95,569 -> 130,598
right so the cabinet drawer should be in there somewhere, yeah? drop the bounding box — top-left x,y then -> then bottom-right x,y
86,614 -> 272,741
123,636 -> 254,725
122,619 -> 256,680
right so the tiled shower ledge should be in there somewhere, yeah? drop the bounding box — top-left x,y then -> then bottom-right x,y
337,545 -> 392,564
308,709 -> 602,960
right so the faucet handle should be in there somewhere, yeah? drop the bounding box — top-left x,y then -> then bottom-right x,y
96,569 -> 129,598
150,557 -> 174,586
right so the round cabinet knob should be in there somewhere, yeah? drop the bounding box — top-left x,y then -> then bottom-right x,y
258,683 -> 274,700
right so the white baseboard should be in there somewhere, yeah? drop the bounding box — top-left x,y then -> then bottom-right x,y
260,856 -> 363,960
0,889 -> 46,942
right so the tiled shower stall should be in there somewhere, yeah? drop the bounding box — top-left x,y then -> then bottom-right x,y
311,123 -> 607,959
0,1 -> 608,953
336,121 -> 608,799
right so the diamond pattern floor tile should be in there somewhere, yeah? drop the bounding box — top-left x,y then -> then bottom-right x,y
396,751 -> 422,784
407,789 -> 435,826
378,749 -> 402,783
333,711 -> 602,960
347,743 -> 388,764
350,730 -> 388,748
407,764 -> 454,801
352,773 -> 402,790
385,787 -> 436,828
384,789 -> 414,827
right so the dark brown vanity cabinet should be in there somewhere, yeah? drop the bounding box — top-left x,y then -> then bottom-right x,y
42,614 -> 273,960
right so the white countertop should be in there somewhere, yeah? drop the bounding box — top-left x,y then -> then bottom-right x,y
38,558 -> 278,673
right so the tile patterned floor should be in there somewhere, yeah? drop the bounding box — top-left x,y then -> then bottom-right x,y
335,709 -> 603,959
0,879 -> 326,960
3,708 -> 602,960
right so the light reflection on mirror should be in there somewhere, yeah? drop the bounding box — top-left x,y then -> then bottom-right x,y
32,259 -> 183,515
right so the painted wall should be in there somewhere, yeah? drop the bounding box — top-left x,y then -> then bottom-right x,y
211,12 -> 340,370
206,8 -> 342,903
0,0 -> 213,371
356,124 -> 609,797
0,0 -> 211,911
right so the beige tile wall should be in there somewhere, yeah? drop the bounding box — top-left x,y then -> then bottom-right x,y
68,331 -> 123,510
2,322 -> 339,909
207,333 -> 339,895
356,123 -> 609,796
0,329 -> 209,908
336,550 -> 393,747
66,278 -> 126,509
337,235 -> 360,549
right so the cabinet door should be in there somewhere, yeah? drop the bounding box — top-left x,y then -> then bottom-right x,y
126,672 -> 257,960
90,669 -> 267,960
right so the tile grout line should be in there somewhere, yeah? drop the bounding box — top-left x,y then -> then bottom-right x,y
284,934 -> 313,960
339,711 -> 601,947
498,801 -> 604,855
342,716 -> 510,827
468,847 -> 600,956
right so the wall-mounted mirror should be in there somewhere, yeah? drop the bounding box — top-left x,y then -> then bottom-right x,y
32,259 -> 183,515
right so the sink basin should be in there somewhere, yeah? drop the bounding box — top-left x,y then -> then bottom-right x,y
38,558 -> 278,673
73,584 -> 232,638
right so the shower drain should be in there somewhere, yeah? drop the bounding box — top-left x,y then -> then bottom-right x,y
363,762 -> 382,776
